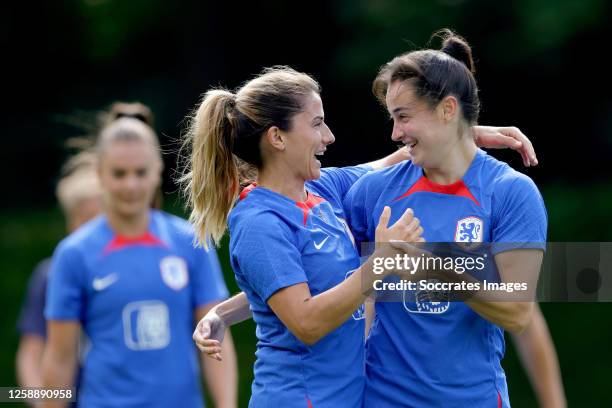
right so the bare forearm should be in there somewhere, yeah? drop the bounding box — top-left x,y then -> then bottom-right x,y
270,207 -> 423,345
513,310 -> 566,408
429,249 -> 540,333
467,300 -> 533,333
214,292 -> 252,326
293,255 -> 383,344
202,331 -> 238,408
439,264 -> 533,332
366,147 -> 410,170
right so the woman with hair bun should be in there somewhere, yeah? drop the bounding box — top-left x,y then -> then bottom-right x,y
42,103 -> 237,408
343,29 -> 548,407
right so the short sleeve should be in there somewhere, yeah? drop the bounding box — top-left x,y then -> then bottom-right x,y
45,244 -> 86,321
232,214 -> 308,302
342,173 -> 377,252
313,165 -> 372,203
190,244 -> 230,308
491,174 -> 548,254
17,259 -> 50,337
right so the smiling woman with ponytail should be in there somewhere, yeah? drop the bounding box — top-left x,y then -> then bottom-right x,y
182,69 -> 327,248
184,66 -> 427,407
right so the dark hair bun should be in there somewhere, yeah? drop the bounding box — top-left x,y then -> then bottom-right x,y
435,29 -> 475,74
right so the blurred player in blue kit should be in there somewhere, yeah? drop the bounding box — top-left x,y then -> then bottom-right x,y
41,103 -> 237,408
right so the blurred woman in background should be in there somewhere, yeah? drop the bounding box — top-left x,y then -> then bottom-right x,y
42,103 -> 237,408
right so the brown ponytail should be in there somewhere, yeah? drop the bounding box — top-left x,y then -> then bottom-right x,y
181,90 -> 239,249
180,66 -> 320,248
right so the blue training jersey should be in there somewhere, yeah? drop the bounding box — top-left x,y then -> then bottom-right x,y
45,210 -> 229,408
343,149 -> 547,408
228,166 -> 370,408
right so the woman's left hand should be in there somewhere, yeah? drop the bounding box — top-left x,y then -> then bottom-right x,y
474,126 -> 538,167
193,309 -> 226,361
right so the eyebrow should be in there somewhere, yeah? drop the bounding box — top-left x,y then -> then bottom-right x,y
392,106 -> 410,115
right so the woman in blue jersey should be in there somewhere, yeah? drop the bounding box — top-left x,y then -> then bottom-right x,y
183,66 -> 540,407
42,103 -> 238,408
342,30 -> 548,407
182,66 -> 430,408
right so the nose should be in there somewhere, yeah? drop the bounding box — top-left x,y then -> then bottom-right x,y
323,124 -> 335,145
391,122 -> 404,142
123,174 -> 140,191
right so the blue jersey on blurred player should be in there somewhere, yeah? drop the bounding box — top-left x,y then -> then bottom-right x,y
344,149 -> 547,407
46,210 -> 228,407
229,166 -> 369,407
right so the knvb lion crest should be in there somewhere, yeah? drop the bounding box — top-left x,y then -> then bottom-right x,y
455,216 -> 483,243
160,256 -> 189,291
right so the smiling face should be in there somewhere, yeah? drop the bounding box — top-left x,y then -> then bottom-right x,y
98,139 -> 162,219
281,91 -> 335,181
386,80 -> 456,169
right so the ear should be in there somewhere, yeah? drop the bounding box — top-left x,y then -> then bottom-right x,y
439,95 -> 459,123
156,156 -> 165,173
263,126 -> 286,151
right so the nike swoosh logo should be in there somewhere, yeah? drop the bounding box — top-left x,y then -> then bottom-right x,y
313,236 -> 329,250
92,273 -> 118,291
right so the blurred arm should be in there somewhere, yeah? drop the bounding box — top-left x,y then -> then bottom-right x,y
196,304 -> 238,408
17,334 -> 45,408
41,321 -> 80,408
16,334 -> 45,388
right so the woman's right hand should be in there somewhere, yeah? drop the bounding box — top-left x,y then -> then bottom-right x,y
373,206 -> 428,280
375,206 -> 424,243
193,309 -> 227,361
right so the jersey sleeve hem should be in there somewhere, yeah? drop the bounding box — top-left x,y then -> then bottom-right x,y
261,276 -> 309,303
490,242 -> 547,255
